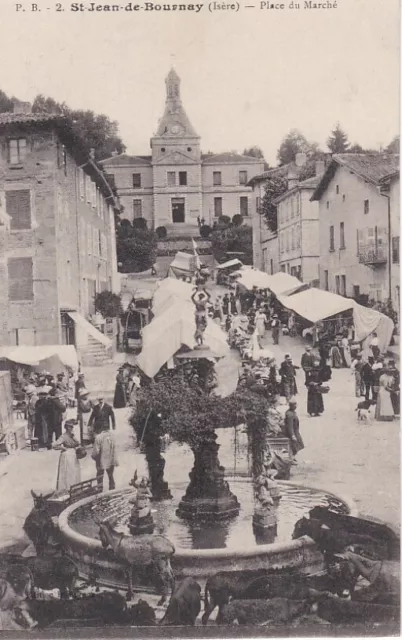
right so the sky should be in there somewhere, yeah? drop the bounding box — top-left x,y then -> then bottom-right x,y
0,0 -> 399,165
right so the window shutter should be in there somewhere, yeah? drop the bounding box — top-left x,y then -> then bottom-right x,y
8,257 -> 33,300
6,190 -> 31,230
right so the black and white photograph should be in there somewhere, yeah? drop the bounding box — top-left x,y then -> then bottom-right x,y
0,0 -> 399,634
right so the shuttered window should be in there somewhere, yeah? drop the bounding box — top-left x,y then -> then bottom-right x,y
6,190 -> 31,230
8,257 -> 33,301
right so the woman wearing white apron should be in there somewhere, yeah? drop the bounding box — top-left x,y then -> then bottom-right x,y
53,420 -> 81,492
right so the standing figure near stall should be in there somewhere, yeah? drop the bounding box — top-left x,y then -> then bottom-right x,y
271,314 -> 280,345
283,400 -> 304,462
279,354 -> 298,401
305,358 -> 329,417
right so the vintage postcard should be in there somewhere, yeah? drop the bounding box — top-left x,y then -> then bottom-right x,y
0,0 -> 399,635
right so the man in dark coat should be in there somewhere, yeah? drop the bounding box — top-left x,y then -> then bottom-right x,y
283,400 -> 304,461
88,396 -> 116,438
361,357 -> 375,401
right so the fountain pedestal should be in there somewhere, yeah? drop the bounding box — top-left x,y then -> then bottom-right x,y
176,436 -> 240,521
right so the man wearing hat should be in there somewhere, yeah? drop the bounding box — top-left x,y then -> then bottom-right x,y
279,354 -> 298,401
25,385 -> 38,442
283,399 -> 304,463
351,353 -> 365,397
75,373 -> 86,401
77,388 -> 93,444
34,388 -> 50,449
301,345 -> 315,383
270,314 -> 280,345
387,359 -> 400,416
88,396 -> 116,440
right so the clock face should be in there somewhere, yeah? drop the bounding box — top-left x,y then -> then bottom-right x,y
170,123 -> 183,135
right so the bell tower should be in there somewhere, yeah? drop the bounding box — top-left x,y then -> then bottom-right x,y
150,69 -> 202,233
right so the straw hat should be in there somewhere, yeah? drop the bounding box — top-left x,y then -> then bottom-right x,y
25,385 -> 36,396
79,388 -> 90,397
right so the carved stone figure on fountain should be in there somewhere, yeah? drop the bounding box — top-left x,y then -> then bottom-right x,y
176,432 -> 240,520
128,471 -> 155,536
134,410 -> 172,501
252,467 -> 278,542
191,288 -> 211,348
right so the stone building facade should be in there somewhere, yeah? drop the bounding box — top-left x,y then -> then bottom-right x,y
101,69 -> 264,235
311,154 -> 399,308
0,106 -> 119,361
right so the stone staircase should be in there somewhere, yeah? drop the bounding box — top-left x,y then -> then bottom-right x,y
79,335 -> 114,367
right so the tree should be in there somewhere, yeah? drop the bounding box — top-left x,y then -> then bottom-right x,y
260,174 -> 288,233
0,89 -> 15,113
327,123 -> 350,153
94,291 -> 122,318
116,220 -> 157,273
277,129 -> 319,165
32,94 -> 126,161
243,146 -> 265,159
211,222 -> 253,264
385,135 -> 400,154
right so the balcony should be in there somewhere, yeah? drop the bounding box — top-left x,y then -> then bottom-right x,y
358,244 -> 388,266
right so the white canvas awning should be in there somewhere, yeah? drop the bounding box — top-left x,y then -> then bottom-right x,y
152,278 -> 193,316
0,345 -> 79,372
67,312 -> 111,347
216,258 -> 243,270
278,288 -> 394,352
136,301 -> 229,378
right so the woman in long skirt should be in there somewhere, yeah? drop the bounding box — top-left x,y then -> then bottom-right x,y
306,360 -> 325,417
113,369 -> 127,409
375,372 -> 394,422
255,309 -> 267,338
52,420 -> 81,492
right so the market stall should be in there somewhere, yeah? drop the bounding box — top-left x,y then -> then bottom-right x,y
233,267 -> 307,297
167,251 -> 197,279
0,345 -> 79,377
277,288 -> 394,353
215,258 -> 243,286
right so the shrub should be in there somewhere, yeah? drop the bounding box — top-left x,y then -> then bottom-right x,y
94,291 -> 122,318
132,217 -> 148,230
199,224 -> 212,239
155,226 -> 167,239
232,214 -> 244,227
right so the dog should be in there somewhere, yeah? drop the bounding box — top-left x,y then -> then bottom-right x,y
355,400 -> 375,423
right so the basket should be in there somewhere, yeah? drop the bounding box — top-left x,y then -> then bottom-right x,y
318,385 -> 330,394
75,446 -> 87,460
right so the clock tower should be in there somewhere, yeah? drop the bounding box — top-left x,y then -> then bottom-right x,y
151,69 -> 202,233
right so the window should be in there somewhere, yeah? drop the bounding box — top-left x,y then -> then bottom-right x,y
133,199 -> 142,219
353,285 -> 360,298
8,257 -> 33,301
364,199 -> 370,214
8,139 -> 27,165
291,197 -> 294,219
132,173 -> 141,188
98,230 -> 102,256
335,275 -> 340,295
214,197 -> 222,217
239,171 -> 248,185
6,190 -> 31,230
341,275 -> 346,296
79,168 -> 85,200
291,227 -> 295,250
213,171 -> 222,186
324,270 -> 329,291
179,171 -> 187,186
92,183 -> 97,209
329,225 -> 335,251
167,171 -> 176,186
342,194 -> 346,202
172,197 -> 185,223
240,196 -> 248,217
340,221 -> 345,249
392,236 -> 400,264
336,185 -> 339,194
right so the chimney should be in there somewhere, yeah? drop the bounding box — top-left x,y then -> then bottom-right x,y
89,148 -> 96,160
315,160 -> 325,176
13,100 -> 32,115
295,152 -> 307,167
287,167 -> 299,190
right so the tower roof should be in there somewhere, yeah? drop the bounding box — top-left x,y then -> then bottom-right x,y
155,68 -> 199,138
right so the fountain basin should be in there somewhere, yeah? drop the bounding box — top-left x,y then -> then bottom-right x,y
58,480 -> 357,591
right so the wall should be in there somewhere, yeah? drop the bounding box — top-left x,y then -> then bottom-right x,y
202,160 -> 263,226
390,175 -> 400,313
250,179 -> 279,273
0,128 -> 60,346
103,163 -> 153,225
318,165 -> 389,301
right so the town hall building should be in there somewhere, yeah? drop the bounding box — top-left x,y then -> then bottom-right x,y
101,69 -> 264,236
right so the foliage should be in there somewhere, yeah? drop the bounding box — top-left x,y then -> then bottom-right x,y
94,291 -> 122,318
116,220 -> 157,273
260,174 -> 288,233
31,94 -> 126,161
130,373 -> 274,452
385,135 -> 400,154
232,214 -> 244,227
326,123 -> 350,153
199,224 -> 212,239
0,89 -> 15,113
155,226 -> 167,239
277,129 -> 320,165
132,217 -> 148,230
242,146 -> 265,159
211,223 -> 253,264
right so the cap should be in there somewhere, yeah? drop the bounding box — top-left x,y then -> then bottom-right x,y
79,388 -> 90,397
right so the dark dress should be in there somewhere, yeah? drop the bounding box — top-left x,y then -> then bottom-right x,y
283,409 -> 304,456
279,361 -> 298,399
113,373 -> 127,409
306,369 -> 325,416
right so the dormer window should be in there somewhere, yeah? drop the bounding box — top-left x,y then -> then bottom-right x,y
8,138 -> 27,165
